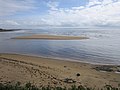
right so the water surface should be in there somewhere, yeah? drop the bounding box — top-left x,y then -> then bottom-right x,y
0,28 -> 120,65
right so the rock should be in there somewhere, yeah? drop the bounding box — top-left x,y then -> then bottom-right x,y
63,78 -> 76,83
94,66 -> 114,72
76,73 -> 80,77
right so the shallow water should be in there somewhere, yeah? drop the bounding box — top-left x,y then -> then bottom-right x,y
0,28 -> 120,65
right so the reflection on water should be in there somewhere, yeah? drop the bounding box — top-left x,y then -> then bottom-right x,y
0,28 -> 120,65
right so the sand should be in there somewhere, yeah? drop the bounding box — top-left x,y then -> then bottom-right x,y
0,53 -> 120,89
12,34 -> 89,40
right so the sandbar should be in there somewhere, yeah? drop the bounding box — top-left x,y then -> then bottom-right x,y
12,34 -> 89,40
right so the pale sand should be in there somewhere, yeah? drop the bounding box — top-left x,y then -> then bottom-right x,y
12,34 -> 89,40
0,53 -> 120,88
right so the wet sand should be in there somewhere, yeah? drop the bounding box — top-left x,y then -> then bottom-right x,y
0,53 -> 120,88
12,34 -> 89,40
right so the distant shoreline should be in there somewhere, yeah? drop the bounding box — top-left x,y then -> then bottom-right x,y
0,28 -> 21,32
12,34 -> 89,40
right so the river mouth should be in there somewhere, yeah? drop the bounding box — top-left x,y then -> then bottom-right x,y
0,28 -> 120,65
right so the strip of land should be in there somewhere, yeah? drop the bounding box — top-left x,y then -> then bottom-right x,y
0,53 -> 120,89
0,28 -> 21,32
12,34 -> 89,40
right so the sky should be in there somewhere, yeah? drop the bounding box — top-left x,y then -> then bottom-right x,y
0,0 -> 120,28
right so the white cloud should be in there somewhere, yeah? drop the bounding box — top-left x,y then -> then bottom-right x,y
0,0 -> 35,16
0,20 -> 19,25
5,20 -> 20,25
0,0 -> 120,28
0,19 -> 20,29
47,1 -> 59,10
72,6 -> 85,10
41,0 -> 120,27
87,0 -> 102,7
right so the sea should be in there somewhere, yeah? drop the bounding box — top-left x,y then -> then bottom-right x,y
0,27 -> 120,65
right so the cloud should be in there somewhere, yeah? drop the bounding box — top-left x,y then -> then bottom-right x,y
0,0 -> 35,16
47,1 -> 59,10
41,0 -> 120,27
0,0 -> 120,28
0,19 -> 20,29
5,20 -> 20,25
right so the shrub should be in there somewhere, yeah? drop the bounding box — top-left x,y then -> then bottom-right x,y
0,82 -> 119,90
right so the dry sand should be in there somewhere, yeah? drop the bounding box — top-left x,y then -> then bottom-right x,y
12,34 -> 89,40
0,53 -> 120,88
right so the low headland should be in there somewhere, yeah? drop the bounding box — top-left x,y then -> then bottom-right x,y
0,28 -> 21,32
0,53 -> 120,89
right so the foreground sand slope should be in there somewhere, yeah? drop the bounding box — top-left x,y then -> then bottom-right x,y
12,34 -> 89,40
0,53 -> 120,88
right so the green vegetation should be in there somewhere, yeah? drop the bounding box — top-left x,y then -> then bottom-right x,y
0,82 -> 119,90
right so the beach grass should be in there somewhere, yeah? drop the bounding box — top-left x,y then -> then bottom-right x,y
0,82 -> 120,90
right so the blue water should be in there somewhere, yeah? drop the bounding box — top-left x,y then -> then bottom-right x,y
0,28 -> 120,65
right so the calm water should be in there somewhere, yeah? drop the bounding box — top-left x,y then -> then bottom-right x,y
0,28 -> 120,65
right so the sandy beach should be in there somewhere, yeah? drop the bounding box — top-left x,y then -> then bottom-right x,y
0,53 -> 120,89
12,34 -> 89,40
